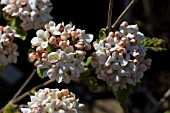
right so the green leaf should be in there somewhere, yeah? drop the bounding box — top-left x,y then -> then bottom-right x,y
28,89 -> 36,95
113,87 -> 130,106
85,56 -> 92,66
97,28 -> 106,42
28,48 -> 36,53
16,28 -> 27,40
87,76 -> 98,90
46,44 -> 55,52
3,104 -> 19,113
80,68 -> 98,91
10,17 -> 22,29
37,68 -> 45,79
3,12 -> 14,21
3,12 -> 27,40
141,37 -> 167,52
113,81 -> 141,106
80,68 -> 91,79
0,64 -> 6,71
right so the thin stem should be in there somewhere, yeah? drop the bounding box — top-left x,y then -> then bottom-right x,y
0,79 -> 55,113
150,88 -> 170,113
10,69 -> 36,103
111,0 -> 138,30
14,79 -> 55,104
0,69 -> 36,113
107,0 -> 114,32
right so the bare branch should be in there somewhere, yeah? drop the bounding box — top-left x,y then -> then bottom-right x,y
14,79 -> 55,104
0,79 -> 55,113
111,0 -> 138,30
107,0 -> 114,32
149,88 -> 170,113
0,69 -> 36,113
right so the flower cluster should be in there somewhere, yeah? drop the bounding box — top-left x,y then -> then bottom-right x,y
0,25 -> 19,70
1,0 -> 53,30
21,88 -> 85,113
91,21 -> 151,91
29,21 -> 93,83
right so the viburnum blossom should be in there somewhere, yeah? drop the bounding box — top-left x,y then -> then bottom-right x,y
0,25 -> 19,70
91,21 -> 152,91
21,88 -> 85,113
29,21 -> 93,83
1,0 -> 53,30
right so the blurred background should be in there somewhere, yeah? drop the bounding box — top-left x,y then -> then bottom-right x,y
0,0 -> 170,113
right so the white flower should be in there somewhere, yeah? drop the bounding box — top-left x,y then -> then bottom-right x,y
48,51 -> 60,63
21,88 -> 85,113
48,21 -> 61,35
31,29 -> 49,48
1,0 -> 53,30
80,30 -> 93,44
93,40 -> 104,51
0,54 -> 8,66
30,21 -> 93,83
91,21 -> 151,91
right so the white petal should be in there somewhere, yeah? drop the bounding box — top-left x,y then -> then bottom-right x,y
64,45 -> 74,53
44,31 -> 50,38
37,92 -> 46,100
137,32 -> 145,40
0,54 -> 7,65
105,43 -> 111,48
31,37 -> 42,46
84,34 -> 93,43
48,52 -> 59,63
20,108 -> 31,113
47,68 -> 55,79
119,59 -> 128,66
41,41 -> 48,48
105,56 -> 112,66
58,109 -> 66,113
56,74 -> 63,83
36,29 -> 45,39
49,21 -> 56,27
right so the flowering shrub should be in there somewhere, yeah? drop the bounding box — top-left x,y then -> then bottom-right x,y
0,25 -> 19,70
91,21 -> 152,91
21,88 -> 84,113
1,1 -> 169,113
29,21 -> 93,83
1,0 -> 53,30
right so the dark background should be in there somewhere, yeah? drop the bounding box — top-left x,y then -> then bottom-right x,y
0,0 -> 170,113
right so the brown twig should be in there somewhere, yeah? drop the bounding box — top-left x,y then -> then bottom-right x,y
149,88 -> 170,113
0,69 -> 36,113
11,69 -> 36,103
111,0 -> 138,30
107,0 -> 114,32
0,78 -> 55,113
14,79 -> 55,104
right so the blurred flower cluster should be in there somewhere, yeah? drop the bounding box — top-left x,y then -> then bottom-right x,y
1,0 -> 53,30
0,25 -> 19,70
91,21 -> 151,91
21,88 -> 84,113
29,21 -> 93,83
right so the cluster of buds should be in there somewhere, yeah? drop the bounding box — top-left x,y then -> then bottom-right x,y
0,25 -> 19,70
91,21 -> 151,91
21,88 -> 85,113
1,0 -> 53,30
29,21 -> 93,83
